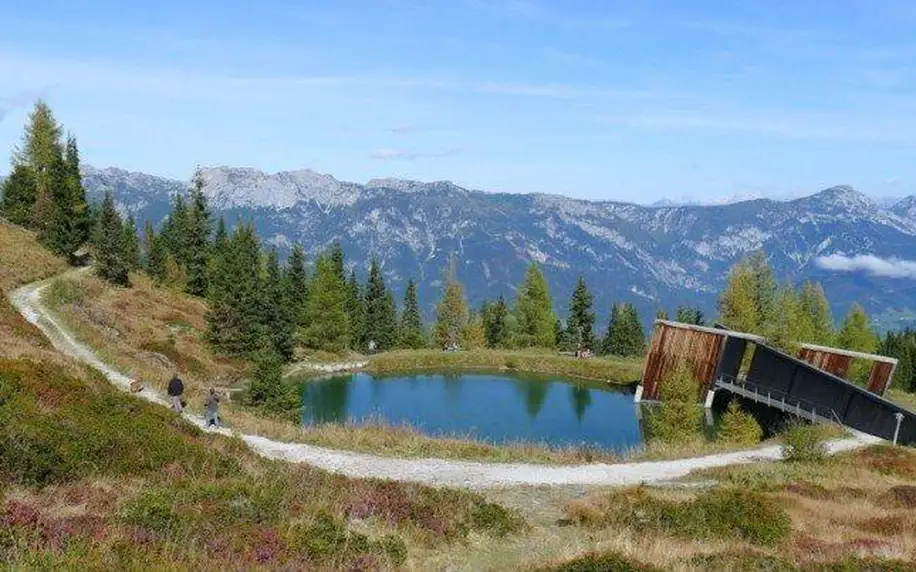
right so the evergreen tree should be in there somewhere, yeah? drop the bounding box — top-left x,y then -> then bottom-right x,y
184,168 -> 211,297
245,338 -> 299,418
361,257 -> 397,351
766,284 -> 802,353
330,240 -> 346,283
120,215 -> 141,271
483,295 -> 510,348
1,164 -> 37,226
160,193 -> 189,263
675,305 -> 704,325
515,263 -> 556,348
602,303 -> 645,357
64,134 -> 91,247
567,276 -> 596,352
881,332 -> 915,393
435,259 -> 469,349
398,279 -> 426,349
344,269 -> 363,350
747,250 -> 777,325
205,223 -> 265,356
263,249 -> 295,361
92,191 -> 129,286
143,221 -> 166,281
286,244 -> 308,320
302,255 -> 350,353
655,309 -> 669,321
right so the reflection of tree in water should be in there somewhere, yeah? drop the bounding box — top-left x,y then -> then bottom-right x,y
569,384 -> 592,423
302,376 -> 352,424
442,372 -> 464,406
514,378 -> 550,420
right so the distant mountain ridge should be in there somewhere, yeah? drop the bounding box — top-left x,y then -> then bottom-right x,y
68,165 -> 916,331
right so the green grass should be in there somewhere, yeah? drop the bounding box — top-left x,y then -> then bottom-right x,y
0,357 -> 527,569
536,551 -> 661,571
366,349 -> 643,384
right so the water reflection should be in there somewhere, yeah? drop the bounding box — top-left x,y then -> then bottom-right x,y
297,372 -> 643,451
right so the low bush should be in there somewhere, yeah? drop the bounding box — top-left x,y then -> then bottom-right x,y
44,278 -> 84,307
717,399 -> 763,445
781,423 -> 829,463
536,551 -> 660,571
690,551 -> 797,571
848,444 -> 916,480
568,486 -> 790,546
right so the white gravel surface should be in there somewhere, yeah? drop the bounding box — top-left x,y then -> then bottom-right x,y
9,272 -> 884,489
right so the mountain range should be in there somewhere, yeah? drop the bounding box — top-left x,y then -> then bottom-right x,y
20,165 -> 916,331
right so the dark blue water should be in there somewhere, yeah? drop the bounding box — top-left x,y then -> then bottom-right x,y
300,372 -> 644,451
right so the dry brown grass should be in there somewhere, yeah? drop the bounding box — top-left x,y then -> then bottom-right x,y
0,221 -> 68,291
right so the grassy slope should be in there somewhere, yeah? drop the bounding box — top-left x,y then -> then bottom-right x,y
0,223 -> 525,569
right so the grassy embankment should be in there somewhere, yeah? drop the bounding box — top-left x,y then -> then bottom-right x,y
0,222 -> 527,568
39,269 -> 797,465
428,437 -> 916,570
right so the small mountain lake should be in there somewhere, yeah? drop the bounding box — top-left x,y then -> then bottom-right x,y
300,372 -> 645,451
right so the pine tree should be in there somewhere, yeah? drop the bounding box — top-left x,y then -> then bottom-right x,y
92,191 -> 129,286
302,254 -> 350,353
515,263 -> 556,348
1,164 -> 36,226
398,278 -> 426,349
567,276 -> 596,352
602,303 -> 645,357
161,193 -> 189,263
64,134 -> 91,247
120,215 -> 141,271
205,223 -> 265,356
483,295 -> 510,348
143,220 -> 166,281
286,244 -> 308,319
263,249 -> 295,361
362,257 -> 397,351
435,259 -> 469,349
344,269 -> 363,350
184,168 -> 211,297
675,305 -> 704,325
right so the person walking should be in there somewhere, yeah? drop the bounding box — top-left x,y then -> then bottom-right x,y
167,374 -> 185,412
204,388 -> 221,428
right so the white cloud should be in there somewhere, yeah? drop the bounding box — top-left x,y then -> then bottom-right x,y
816,254 -> 916,279
370,146 -> 466,160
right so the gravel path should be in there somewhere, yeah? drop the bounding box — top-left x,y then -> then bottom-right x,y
9,272 -> 884,489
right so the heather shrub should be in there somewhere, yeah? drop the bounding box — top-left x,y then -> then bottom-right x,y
537,550 -> 660,571
781,423 -> 829,463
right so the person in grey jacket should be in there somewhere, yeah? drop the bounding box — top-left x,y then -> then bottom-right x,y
204,388 -> 221,428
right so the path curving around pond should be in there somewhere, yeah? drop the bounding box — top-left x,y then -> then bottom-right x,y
9,270 -> 884,489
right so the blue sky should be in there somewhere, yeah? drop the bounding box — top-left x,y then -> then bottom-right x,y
2,0 -> 916,203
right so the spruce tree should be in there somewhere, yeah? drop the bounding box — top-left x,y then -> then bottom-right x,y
161,193 -> 189,263
286,244 -> 308,319
1,164 -> 36,226
92,191 -> 129,286
143,220 -> 166,281
362,257 -> 397,351
120,215 -> 141,271
184,168 -> 211,297
483,295 -> 509,348
344,269 -> 363,350
302,255 -> 350,353
398,279 -> 426,349
515,263 -> 556,348
64,134 -> 91,247
567,276 -> 596,352
205,223 -> 265,356
675,305 -> 704,325
435,259 -> 469,349
263,249 -> 295,361
330,240 -> 346,283
600,304 -> 620,356
602,303 -> 645,357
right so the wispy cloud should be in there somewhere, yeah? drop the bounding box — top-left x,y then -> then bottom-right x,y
370,146 -> 467,160
816,254 -> 916,279
388,123 -> 416,134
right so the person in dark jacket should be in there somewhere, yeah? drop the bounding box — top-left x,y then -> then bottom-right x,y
167,375 -> 185,412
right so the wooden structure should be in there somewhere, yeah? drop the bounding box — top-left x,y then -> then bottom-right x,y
640,320 -> 764,401
796,343 -> 898,396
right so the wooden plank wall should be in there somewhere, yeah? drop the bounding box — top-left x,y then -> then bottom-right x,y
642,323 -> 725,401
